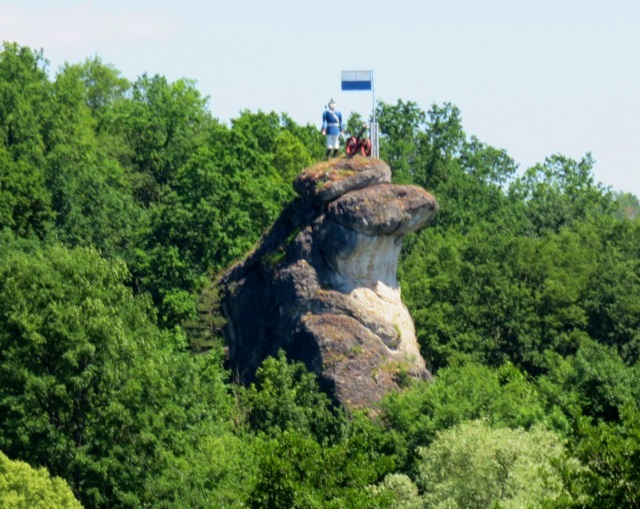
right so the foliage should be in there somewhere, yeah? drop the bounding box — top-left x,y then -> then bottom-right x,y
400,213 -> 640,375
368,473 -> 422,509
248,430 -> 391,509
144,431 -> 258,509
574,404 -> 640,508
0,43 -> 54,238
242,351 -> 345,441
416,420 -> 581,509
535,342 -> 640,507
0,450 -> 83,509
242,355 -> 403,508
0,239 -> 232,508
509,153 -> 615,235
382,360 -> 548,474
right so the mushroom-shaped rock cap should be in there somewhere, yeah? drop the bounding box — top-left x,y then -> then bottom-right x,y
294,156 -> 391,206
327,183 -> 439,236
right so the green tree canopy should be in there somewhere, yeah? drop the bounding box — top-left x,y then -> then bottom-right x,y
416,420 -> 580,509
0,450 -> 83,509
0,43 -> 54,237
0,238 -> 232,508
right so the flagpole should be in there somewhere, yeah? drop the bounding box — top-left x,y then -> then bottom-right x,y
371,69 -> 378,158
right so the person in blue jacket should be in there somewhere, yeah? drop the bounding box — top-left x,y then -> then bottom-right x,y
321,99 -> 344,158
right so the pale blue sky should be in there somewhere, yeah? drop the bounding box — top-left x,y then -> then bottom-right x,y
3,0 -> 639,196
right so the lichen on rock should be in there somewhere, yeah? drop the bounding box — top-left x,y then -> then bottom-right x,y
215,156 -> 439,410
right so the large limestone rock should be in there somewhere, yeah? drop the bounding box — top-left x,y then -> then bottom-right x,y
216,156 -> 438,410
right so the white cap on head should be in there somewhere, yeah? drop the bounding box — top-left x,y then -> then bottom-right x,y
328,99 -> 336,110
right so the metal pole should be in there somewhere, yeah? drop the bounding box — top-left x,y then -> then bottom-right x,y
371,69 -> 378,158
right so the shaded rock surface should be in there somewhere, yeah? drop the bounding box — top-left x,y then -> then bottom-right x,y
216,156 -> 439,410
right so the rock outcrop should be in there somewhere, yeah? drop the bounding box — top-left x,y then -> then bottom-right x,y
216,156 -> 439,410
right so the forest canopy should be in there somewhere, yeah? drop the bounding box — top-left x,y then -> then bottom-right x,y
1,42 -> 639,508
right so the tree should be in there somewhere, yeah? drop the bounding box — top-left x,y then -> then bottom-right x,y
98,73 -> 211,205
581,219 -> 640,364
368,474 -> 422,509
58,57 -> 130,117
377,99 -> 427,184
144,431 -> 258,509
509,154 -> 614,236
0,43 -> 54,237
0,239 -> 233,508
0,450 -> 82,509
272,129 -> 313,186
242,351 -> 345,442
537,340 -> 639,425
46,61 -> 141,257
399,217 -> 634,375
280,112 -> 325,162
382,361 -> 548,469
416,420 -> 581,508
132,141 -> 288,326
248,430 -> 391,509
536,344 -> 640,507
574,405 -> 640,508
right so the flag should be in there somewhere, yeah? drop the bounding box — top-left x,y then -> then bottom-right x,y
341,70 -> 372,91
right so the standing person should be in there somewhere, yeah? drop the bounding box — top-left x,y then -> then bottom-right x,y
321,99 -> 344,158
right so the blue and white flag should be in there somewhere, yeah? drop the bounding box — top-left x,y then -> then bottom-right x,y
341,70 -> 372,91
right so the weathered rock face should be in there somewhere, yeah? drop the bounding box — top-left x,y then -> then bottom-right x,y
216,156 -> 438,410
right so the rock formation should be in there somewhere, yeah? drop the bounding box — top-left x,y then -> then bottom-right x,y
216,156 -> 439,410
